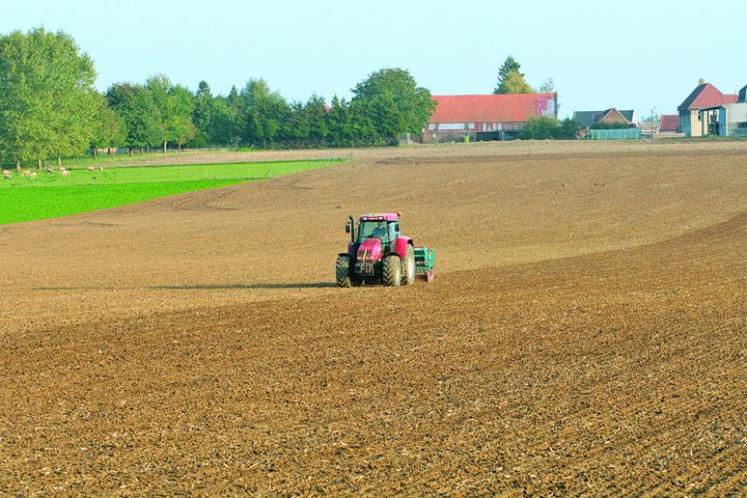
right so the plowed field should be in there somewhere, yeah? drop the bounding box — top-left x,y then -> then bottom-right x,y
1,142 -> 745,495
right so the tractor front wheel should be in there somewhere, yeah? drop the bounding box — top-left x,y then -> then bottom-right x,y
382,254 -> 402,287
336,255 -> 353,288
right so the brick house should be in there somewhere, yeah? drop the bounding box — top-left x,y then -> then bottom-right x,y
677,83 -> 737,137
572,108 -> 637,129
695,85 -> 747,138
423,93 -> 557,142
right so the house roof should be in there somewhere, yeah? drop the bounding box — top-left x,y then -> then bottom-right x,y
677,83 -> 737,111
572,110 -> 606,129
572,108 -> 633,128
429,93 -> 556,124
660,115 -> 680,132
619,110 -> 635,122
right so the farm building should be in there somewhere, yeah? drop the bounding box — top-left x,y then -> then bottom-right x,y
677,82 -> 738,137
423,93 -> 557,142
695,86 -> 747,138
572,108 -> 638,129
659,115 -> 681,134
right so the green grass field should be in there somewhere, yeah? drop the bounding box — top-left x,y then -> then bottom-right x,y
0,160 -> 338,224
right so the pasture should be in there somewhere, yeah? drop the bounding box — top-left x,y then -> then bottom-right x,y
0,160 -> 337,224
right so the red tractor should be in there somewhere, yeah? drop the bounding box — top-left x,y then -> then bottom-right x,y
336,212 -> 436,287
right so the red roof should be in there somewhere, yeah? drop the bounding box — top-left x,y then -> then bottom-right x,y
678,83 -> 737,111
659,115 -> 680,132
429,93 -> 556,124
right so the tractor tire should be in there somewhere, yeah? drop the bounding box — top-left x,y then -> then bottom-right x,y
336,255 -> 353,288
383,254 -> 402,287
403,245 -> 416,286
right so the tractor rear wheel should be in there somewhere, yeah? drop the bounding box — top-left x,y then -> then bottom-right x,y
403,245 -> 415,285
382,254 -> 402,287
336,255 -> 352,288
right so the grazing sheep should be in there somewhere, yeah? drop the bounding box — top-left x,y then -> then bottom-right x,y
3,170 -> 11,180
87,166 -> 96,172
21,169 -> 33,178
98,166 -> 104,171
60,168 -> 69,177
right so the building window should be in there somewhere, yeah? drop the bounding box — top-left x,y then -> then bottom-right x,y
738,122 -> 747,129
438,123 -> 466,131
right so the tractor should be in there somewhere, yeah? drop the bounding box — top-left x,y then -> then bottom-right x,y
336,212 -> 436,287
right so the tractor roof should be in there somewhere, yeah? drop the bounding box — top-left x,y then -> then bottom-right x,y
359,212 -> 399,222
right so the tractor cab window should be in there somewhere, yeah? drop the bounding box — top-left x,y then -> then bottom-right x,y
388,222 -> 398,241
358,221 -> 388,241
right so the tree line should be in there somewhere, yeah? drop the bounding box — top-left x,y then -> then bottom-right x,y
0,28 -> 435,167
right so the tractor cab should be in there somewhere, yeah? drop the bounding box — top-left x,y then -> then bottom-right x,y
354,214 -> 400,250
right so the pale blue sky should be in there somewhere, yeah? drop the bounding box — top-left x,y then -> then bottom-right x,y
4,0 -> 746,118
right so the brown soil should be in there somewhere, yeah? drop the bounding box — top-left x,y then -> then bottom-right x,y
1,143 -> 746,495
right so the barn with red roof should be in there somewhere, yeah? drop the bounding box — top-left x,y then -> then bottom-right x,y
423,93 -> 557,142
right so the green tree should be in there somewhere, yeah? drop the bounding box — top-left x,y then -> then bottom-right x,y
146,74 -> 196,153
304,94 -> 328,146
557,118 -> 580,139
191,81 -> 213,147
351,68 -> 435,144
519,116 -> 559,139
106,83 -> 162,152
0,28 -> 97,168
241,79 -> 289,146
53,89 -> 100,165
190,81 -> 242,147
501,71 -> 534,94
282,102 -> 310,146
210,97 -> 242,146
494,56 -> 533,94
90,93 -> 126,158
326,96 -> 352,147
168,84 -> 196,150
226,85 -> 246,142
519,117 -> 579,140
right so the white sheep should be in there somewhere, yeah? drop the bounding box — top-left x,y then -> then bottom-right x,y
2,170 -> 11,180
60,167 -> 69,177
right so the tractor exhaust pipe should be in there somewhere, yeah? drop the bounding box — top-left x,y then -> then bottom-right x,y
347,215 -> 355,243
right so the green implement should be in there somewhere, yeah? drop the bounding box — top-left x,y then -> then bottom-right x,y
414,247 -> 436,282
